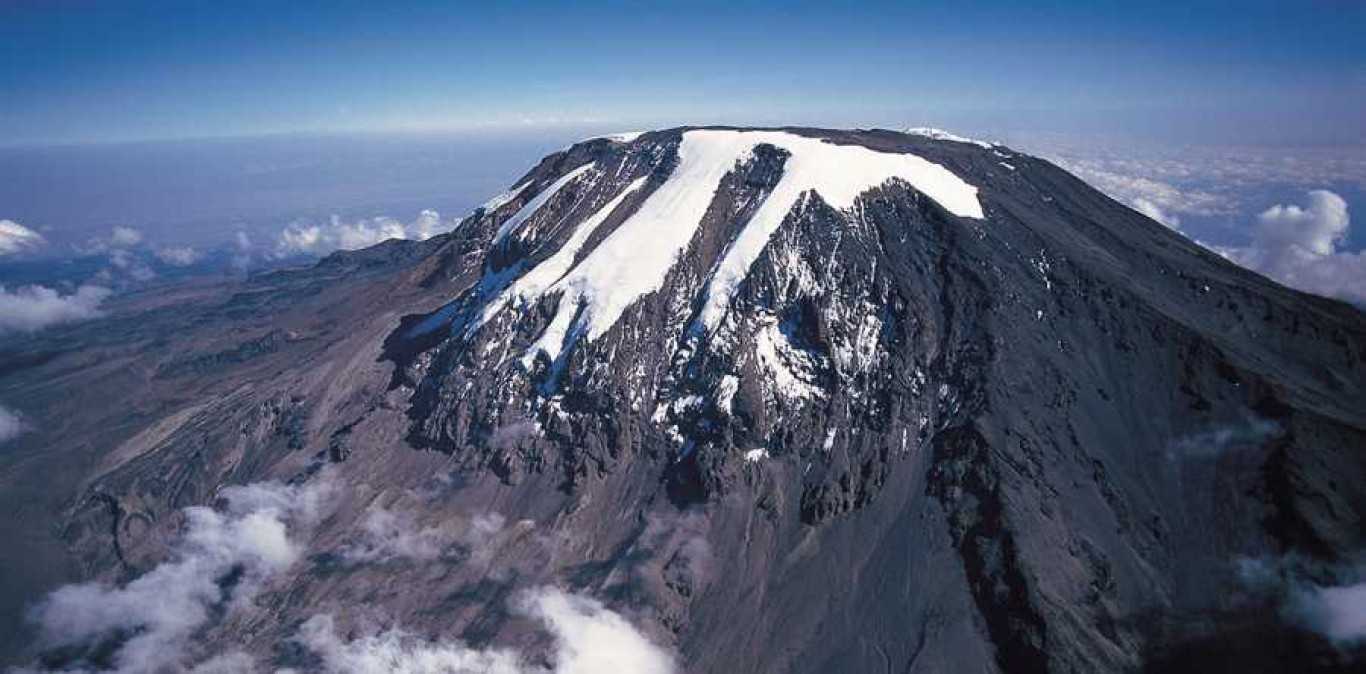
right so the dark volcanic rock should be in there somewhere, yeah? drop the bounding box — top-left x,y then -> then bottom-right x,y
1,127 -> 1363,673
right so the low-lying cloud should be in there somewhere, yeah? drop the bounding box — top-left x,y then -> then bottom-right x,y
341,505 -> 505,564
1167,414 -> 1281,461
0,405 -> 24,444
0,219 -> 45,256
109,225 -> 144,248
21,475 -> 675,673
24,476 -> 334,673
1293,581 -> 1366,646
1238,556 -> 1366,649
155,245 -> 204,267
1049,158 -> 1227,230
1215,190 -> 1365,305
273,209 -> 449,258
0,284 -> 111,335
295,586 -> 675,674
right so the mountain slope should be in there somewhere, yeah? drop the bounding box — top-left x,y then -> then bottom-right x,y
1,127 -> 1362,673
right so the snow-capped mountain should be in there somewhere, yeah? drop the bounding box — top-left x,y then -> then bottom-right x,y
2,127 -> 1363,673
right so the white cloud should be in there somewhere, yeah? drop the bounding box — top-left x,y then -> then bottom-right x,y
409,209 -> 443,241
0,405 -> 24,444
187,651 -> 259,674
1049,158 -> 1226,230
273,210 -> 449,259
1132,197 -> 1181,229
0,219 -> 45,255
0,284 -> 111,334
24,476 -> 335,674
155,246 -> 203,267
21,470 -> 674,674
1215,190 -> 1365,304
293,614 -> 527,674
1238,556 -> 1366,648
1256,190 -> 1350,257
109,225 -> 144,248
295,586 -> 675,674
106,247 -> 156,281
520,586 -> 675,674
1292,581 -> 1366,646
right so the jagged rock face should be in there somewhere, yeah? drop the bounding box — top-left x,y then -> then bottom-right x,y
382,127 -> 1366,671
393,130 -> 988,503
2,127 -> 1363,673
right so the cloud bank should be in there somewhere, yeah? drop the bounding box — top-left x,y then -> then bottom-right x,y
24,476 -> 334,673
0,284 -> 111,335
1216,190 -> 1365,304
1048,158 -> 1226,230
22,478 -> 674,674
295,586 -> 675,674
273,209 -> 449,258
0,219 -> 45,255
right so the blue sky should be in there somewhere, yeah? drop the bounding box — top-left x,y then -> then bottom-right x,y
3,0 -> 1363,145
1,1 -> 1364,308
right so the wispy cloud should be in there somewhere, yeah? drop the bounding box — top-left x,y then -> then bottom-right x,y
340,505 -> 504,565
0,219 -> 45,256
0,405 -> 24,444
1167,414 -> 1282,461
155,245 -> 203,267
0,284 -> 111,335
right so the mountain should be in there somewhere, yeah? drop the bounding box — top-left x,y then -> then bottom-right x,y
0,127 -> 1362,673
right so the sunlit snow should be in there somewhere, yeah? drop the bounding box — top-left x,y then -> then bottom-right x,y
492,163 -> 596,244
486,129 -> 983,364
904,127 -> 996,149
479,181 -> 531,215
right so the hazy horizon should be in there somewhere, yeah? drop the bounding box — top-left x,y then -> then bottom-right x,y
4,1 -> 1363,148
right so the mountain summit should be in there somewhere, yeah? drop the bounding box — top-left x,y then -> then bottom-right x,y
3,127 -> 1363,672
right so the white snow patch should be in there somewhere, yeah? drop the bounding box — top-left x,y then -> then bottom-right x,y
753,315 -> 823,401
714,375 -> 740,415
904,127 -> 995,149
480,177 -> 648,350
488,130 -> 981,364
594,131 -> 645,143
691,130 -> 984,333
492,163 -> 596,244
671,394 -> 705,413
998,161 -> 1016,171
479,181 -> 531,215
